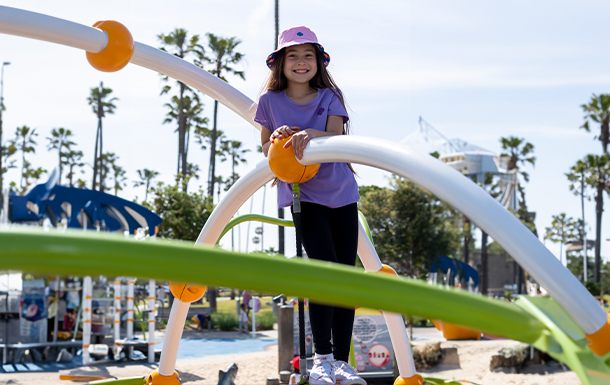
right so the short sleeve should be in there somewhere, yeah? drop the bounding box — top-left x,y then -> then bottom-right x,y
328,90 -> 349,124
254,93 -> 273,131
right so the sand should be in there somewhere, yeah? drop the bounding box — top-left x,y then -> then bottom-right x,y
0,328 -> 581,385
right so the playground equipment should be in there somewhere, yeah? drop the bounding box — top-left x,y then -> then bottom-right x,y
1,6 -> 610,384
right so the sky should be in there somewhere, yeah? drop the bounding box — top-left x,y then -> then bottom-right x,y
1,0 -> 610,264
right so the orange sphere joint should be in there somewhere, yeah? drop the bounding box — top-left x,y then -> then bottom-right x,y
586,313 -> 610,356
268,135 -> 320,184
86,20 -> 134,72
394,374 -> 424,385
169,282 -> 207,303
377,264 -> 398,276
147,370 -> 181,385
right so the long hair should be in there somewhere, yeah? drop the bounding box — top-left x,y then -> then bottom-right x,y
262,46 -> 356,176
263,46 -> 351,135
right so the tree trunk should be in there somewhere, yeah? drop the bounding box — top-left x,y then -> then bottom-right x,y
595,183 -> 604,282
601,120 -> 609,155
480,231 -> 488,295
207,287 -> 217,313
92,124 -> 99,191
208,100 -> 219,197
178,82 -> 186,190
58,138 -> 63,185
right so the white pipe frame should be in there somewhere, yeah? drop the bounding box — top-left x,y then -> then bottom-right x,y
113,279 -> 121,354
148,279 -> 156,363
1,4 -> 606,379
82,276 -> 92,365
127,280 -> 135,341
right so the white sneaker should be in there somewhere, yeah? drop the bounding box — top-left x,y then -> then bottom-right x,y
309,353 -> 336,385
335,360 -> 366,385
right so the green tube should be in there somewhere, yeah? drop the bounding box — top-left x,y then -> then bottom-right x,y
218,214 -> 294,242
0,229 -> 543,343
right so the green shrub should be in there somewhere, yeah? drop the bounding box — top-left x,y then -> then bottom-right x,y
253,311 -> 276,330
211,312 -> 239,331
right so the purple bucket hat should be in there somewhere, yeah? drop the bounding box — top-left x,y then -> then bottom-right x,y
266,26 -> 330,69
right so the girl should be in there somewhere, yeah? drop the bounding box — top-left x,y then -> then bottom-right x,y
256,26 -> 365,385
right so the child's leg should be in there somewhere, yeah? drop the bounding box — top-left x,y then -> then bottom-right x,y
328,203 -> 359,362
295,202 -> 337,355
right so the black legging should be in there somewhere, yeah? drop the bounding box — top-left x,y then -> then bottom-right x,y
292,201 -> 358,363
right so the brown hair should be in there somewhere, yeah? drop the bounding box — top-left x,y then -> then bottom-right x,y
263,46 -> 356,174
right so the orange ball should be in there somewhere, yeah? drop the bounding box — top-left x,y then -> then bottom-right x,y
147,369 -> 181,385
86,20 -> 134,72
268,135 -> 320,184
378,264 -> 398,276
169,282 -> 207,303
393,374 -> 424,385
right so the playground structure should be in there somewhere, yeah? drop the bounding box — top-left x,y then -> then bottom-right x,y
1,6 -> 610,385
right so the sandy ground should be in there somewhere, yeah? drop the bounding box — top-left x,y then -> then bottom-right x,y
0,327 -> 581,385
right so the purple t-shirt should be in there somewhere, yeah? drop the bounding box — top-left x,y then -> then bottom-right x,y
255,88 -> 359,208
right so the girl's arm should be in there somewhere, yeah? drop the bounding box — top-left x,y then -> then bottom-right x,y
287,115 -> 344,160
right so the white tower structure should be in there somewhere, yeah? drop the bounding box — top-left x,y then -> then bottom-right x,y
401,117 -> 517,210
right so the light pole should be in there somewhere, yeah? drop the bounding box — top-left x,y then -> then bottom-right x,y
0,61 -> 11,218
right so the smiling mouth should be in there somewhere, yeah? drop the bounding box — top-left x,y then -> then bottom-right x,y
294,69 -> 309,74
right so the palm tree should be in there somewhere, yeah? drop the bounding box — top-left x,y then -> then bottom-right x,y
133,168 -> 160,201
500,136 -> 536,214
219,139 -> 250,191
581,94 -> 610,154
64,149 -> 84,187
198,33 -> 245,197
544,213 -> 579,265
569,154 -> 610,282
163,93 -> 208,190
99,152 -> 118,193
499,136 -> 536,294
13,126 -> 38,191
46,128 -> 75,184
87,82 -> 117,191
111,164 -> 127,196
158,29 -> 204,188
566,159 -> 592,281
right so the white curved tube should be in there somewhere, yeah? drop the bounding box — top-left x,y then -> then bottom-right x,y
131,43 -> 258,128
0,6 -> 107,52
383,311 -> 416,378
298,135 -> 606,335
358,222 -> 383,272
0,6 -> 260,130
158,300 -> 189,376
196,159 -> 417,379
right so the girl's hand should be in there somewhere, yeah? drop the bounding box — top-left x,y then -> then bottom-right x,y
285,129 -> 318,160
271,125 -> 299,143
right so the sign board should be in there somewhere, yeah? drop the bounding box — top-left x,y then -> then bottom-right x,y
352,308 -> 394,374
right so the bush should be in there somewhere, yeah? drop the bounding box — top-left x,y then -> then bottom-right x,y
211,312 -> 239,331
253,311 -> 276,330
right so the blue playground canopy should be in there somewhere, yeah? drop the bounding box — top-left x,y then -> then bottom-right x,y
429,255 -> 479,288
9,170 -> 162,235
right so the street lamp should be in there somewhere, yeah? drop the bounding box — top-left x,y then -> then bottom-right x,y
0,61 -> 11,219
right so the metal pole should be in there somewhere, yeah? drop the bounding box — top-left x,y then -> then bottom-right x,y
53,276 -> 59,343
582,172 -> 588,282
0,62 -> 10,217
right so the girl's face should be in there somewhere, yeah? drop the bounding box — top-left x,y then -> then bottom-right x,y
282,44 -> 318,86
